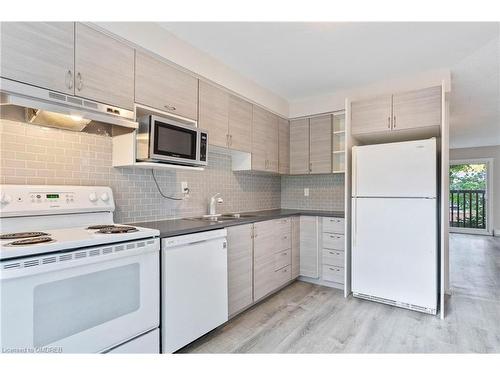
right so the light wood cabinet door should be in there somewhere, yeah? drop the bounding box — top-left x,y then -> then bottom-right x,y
299,216 -> 319,278
253,220 -> 277,300
351,95 -> 392,136
309,115 -> 332,174
289,118 -> 310,174
291,216 -> 300,279
135,51 -> 199,120
199,81 -> 229,148
278,117 -> 290,174
0,22 -> 75,94
75,23 -> 134,109
252,106 -> 278,172
227,224 -> 254,317
392,86 -> 441,131
228,94 -> 252,153
266,113 -> 279,173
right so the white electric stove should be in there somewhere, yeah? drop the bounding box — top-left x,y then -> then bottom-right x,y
0,185 -> 160,354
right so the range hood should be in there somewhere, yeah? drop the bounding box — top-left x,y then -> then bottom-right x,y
0,78 -> 138,131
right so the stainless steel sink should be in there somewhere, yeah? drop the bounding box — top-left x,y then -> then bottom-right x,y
219,213 -> 259,219
183,213 -> 259,223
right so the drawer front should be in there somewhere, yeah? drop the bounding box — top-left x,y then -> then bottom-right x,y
276,231 -> 292,252
274,265 -> 291,288
322,265 -> 345,284
276,217 -> 292,234
274,249 -> 291,271
323,217 -> 345,234
322,249 -> 344,267
322,233 -> 345,250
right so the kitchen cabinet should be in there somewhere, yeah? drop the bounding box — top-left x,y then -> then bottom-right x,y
0,22 -> 75,94
227,224 -> 254,317
75,23 -> 135,110
199,81 -> 229,148
278,117 -> 290,174
135,50 -> 199,120
291,216 -> 300,279
351,86 -> 441,136
253,219 -> 292,301
228,94 -> 253,153
309,115 -> 332,173
321,217 -> 345,286
299,216 -> 319,278
289,118 -> 310,174
351,95 -> 392,136
252,106 -> 278,173
392,86 -> 442,131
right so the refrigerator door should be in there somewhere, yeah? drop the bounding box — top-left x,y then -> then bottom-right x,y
352,197 -> 437,312
352,138 -> 436,198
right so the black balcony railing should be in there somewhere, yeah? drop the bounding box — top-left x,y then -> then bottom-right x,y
449,190 -> 486,229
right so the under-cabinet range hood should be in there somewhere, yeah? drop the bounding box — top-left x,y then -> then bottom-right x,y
0,78 -> 138,131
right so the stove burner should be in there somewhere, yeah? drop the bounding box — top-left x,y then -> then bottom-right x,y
97,226 -> 138,234
0,232 -> 50,240
8,236 -> 54,246
87,225 -> 116,230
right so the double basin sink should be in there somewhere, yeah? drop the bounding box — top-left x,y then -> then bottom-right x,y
184,213 -> 259,224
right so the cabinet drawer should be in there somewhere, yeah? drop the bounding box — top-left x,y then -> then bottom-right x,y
274,249 -> 291,271
276,217 -> 292,233
322,233 -> 345,250
322,249 -> 344,267
322,217 -> 345,234
277,231 -> 291,252
274,265 -> 291,288
322,265 -> 344,284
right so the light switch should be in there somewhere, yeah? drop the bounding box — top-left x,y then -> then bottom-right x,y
304,188 -> 309,197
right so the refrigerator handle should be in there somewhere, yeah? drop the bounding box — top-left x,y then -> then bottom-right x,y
352,198 -> 357,247
352,147 -> 357,197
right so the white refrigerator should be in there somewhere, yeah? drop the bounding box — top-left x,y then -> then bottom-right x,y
351,138 -> 438,314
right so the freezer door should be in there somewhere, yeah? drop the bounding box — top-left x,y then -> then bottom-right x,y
352,197 -> 437,311
352,138 -> 436,198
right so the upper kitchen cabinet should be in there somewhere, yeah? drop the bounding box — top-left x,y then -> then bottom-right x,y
228,94 -> 253,153
252,106 -> 278,173
0,22 -> 75,94
309,115 -> 332,174
135,51 -> 199,121
289,118 -> 310,174
351,95 -> 392,136
278,117 -> 290,174
392,86 -> 442,131
75,24 -> 135,110
199,81 -> 229,148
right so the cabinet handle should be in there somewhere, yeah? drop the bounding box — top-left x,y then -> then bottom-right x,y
309,162 -> 312,172
387,116 -> 391,129
393,115 -> 396,128
229,134 -> 233,147
66,70 -> 73,89
164,104 -> 177,111
76,72 -> 83,91
226,134 -> 230,147
282,252 -> 287,256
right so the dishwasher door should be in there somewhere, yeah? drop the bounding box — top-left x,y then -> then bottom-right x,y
161,229 -> 228,353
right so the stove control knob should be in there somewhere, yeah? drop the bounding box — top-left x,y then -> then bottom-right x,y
89,193 -> 98,202
100,192 -> 110,202
0,193 -> 12,204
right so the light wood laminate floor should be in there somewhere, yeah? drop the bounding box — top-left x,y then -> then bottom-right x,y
181,234 -> 500,353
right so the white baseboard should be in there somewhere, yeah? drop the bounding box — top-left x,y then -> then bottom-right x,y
494,228 -> 500,237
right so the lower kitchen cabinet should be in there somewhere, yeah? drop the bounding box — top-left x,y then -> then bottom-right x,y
299,216 -> 319,278
321,217 -> 345,287
227,224 -> 254,317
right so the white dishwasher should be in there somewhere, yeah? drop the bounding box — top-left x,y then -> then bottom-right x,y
161,229 -> 228,353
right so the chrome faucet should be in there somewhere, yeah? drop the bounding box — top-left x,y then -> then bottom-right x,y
208,193 -> 223,216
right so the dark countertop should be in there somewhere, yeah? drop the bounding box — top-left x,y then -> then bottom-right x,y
130,209 -> 344,238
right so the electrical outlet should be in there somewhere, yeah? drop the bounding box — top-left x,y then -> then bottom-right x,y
304,188 -> 309,197
181,181 -> 189,197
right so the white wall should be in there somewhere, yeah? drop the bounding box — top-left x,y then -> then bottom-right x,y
93,22 -> 289,117
289,68 -> 451,117
450,145 -> 500,236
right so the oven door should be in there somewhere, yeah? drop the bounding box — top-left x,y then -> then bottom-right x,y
150,115 -> 201,165
0,238 -> 159,354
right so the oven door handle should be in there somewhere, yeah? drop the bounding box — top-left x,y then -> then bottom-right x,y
0,243 -> 159,280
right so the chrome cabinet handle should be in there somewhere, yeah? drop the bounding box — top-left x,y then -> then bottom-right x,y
309,162 -> 312,172
66,70 -> 73,89
76,72 -> 83,91
229,134 -> 233,147
164,104 -> 177,111
393,115 -> 396,128
226,134 -> 230,147
387,116 -> 391,129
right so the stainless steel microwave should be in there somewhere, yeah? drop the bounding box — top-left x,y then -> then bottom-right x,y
136,115 -> 208,167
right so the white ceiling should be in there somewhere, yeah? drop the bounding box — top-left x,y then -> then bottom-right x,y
159,22 -> 500,148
